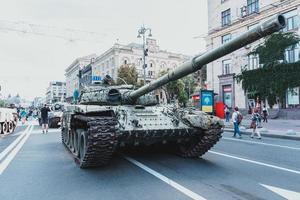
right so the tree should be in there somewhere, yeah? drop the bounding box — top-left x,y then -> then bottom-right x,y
236,32 -> 300,108
0,99 -> 7,107
117,64 -> 138,85
182,75 -> 196,98
159,70 -> 190,106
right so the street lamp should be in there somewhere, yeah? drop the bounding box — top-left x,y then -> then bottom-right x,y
137,25 -> 152,85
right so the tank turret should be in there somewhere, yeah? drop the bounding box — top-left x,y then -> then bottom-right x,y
62,14 -> 286,168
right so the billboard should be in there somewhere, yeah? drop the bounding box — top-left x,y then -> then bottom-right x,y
200,90 -> 214,113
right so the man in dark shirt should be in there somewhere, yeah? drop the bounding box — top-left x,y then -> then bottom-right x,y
40,104 -> 50,133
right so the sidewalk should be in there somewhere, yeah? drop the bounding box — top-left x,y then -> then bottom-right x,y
223,119 -> 300,140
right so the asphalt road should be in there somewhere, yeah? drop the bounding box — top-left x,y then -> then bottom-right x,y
0,122 -> 299,200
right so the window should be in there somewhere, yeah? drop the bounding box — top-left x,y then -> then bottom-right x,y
222,59 -> 231,74
248,54 -> 259,70
285,45 -> 299,63
223,85 -> 232,108
247,0 -> 259,15
283,10 -> 299,32
221,9 -> 231,26
222,34 -> 231,44
148,71 -> 154,76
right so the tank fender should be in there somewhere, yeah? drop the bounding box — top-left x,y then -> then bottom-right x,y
182,111 -> 224,130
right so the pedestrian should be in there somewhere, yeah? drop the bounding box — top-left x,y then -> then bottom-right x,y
232,106 -> 242,138
40,104 -> 50,134
224,105 -> 230,122
20,108 -> 27,124
262,105 -> 269,123
250,109 -> 262,139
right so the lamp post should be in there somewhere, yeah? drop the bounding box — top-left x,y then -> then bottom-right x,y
137,25 -> 152,85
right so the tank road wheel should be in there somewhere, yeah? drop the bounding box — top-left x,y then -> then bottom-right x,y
78,130 -> 88,167
1,122 -> 9,135
68,130 -> 74,151
71,115 -> 118,168
72,129 -> 80,156
8,121 -> 14,134
176,124 -> 223,158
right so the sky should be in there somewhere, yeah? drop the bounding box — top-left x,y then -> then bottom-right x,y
0,0 -> 208,100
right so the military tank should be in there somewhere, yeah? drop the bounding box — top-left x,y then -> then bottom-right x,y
48,103 -> 66,128
61,15 -> 285,168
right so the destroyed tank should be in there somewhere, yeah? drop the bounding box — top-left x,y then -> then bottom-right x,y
61,15 -> 285,168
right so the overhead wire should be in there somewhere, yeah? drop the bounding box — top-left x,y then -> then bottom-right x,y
0,19 -> 110,44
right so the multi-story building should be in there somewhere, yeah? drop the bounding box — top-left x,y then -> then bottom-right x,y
92,38 -> 190,84
46,81 -> 66,104
65,54 -> 97,102
206,0 -> 300,108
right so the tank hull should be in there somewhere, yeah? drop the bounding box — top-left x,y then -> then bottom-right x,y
62,105 -> 223,168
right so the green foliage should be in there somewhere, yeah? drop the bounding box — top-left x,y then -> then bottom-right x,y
250,32 -> 300,65
117,64 -> 138,85
236,32 -> 300,108
178,90 -> 188,106
236,62 -> 300,107
182,75 -> 196,96
0,99 -> 7,107
160,70 -> 193,105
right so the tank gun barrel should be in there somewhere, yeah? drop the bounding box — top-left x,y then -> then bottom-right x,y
127,14 -> 285,102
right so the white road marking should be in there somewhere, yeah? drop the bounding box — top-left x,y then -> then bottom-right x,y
222,137 -> 300,151
0,125 -> 34,175
13,128 -> 60,136
124,156 -> 207,200
260,183 -> 300,200
0,125 -> 31,161
209,151 -> 300,175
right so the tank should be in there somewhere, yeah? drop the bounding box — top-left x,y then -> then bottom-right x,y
0,107 -> 18,135
48,102 -> 67,128
61,15 -> 285,168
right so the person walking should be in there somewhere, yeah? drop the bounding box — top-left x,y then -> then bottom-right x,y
250,109 -> 262,139
232,106 -> 242,138
262,105 -> 269,123
20,108 -> 27,125
224,105 -> 230,122
40,104 -> 50,134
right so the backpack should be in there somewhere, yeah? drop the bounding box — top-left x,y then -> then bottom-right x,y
237,112 -> 243,124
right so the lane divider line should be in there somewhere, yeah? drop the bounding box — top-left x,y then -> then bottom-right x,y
124,156 -> 207,200
0,125 -> 34,175
0,125 -> 31,162
208,151 -> 300,175
222,137 -> 300,151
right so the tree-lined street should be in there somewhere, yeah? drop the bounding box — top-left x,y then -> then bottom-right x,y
0,123 -> 299,200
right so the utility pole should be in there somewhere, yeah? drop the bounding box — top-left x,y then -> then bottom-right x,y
137,25 -> 152,85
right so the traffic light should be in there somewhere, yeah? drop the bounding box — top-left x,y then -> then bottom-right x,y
144,48 -> 148,56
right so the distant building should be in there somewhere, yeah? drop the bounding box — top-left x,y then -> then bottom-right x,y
46,81 -> 66,104
33,97 -> 44,108
206,0 -> 300,108
93,38 -> 190,84
65,54 -> 97,102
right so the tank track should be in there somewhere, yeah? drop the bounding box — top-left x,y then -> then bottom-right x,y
63,115 -> 118,168
177,124 -> 223,158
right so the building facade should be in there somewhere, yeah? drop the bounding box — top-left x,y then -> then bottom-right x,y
65,54 -> 97,102
206,0 -> 300,108
46,81 -> 66,104
92,38 -> 190,84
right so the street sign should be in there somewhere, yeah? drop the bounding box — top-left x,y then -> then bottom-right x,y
92,76 -> 102,82
200,90 -> 214,113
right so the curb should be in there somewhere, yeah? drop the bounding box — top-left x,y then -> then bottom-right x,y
224,128 -> 300,141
